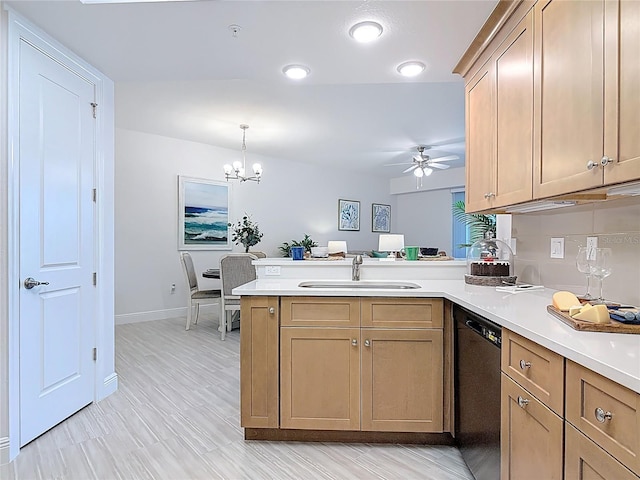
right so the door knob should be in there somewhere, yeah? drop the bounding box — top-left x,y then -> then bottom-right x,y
24,277 -> 49,289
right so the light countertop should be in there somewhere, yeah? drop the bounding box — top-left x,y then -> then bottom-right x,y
233,278 -> 640,395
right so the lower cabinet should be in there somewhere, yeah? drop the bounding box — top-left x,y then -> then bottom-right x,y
565,423 -> 639,480
501,373 -> 563,480
241,296 -> 445,435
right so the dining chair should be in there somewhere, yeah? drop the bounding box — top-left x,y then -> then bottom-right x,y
180,252 -> 222,331
219,253 -> 258,340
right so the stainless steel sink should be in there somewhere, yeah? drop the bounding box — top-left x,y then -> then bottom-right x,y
298,280 -> 421,289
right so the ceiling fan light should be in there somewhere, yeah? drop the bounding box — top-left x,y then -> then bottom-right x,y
349,21 -> 383,43
414,167 -> 424,178
397,61 -> 426,77
424,167 -> 433,176
283,64 -> 310,80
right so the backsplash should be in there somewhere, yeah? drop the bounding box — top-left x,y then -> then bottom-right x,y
512,196 -> 640,306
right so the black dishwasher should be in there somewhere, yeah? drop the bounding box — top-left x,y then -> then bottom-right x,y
454,304 -> 502,480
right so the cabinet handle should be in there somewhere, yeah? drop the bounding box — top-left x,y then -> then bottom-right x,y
519,359 -> 531,370
517,396 -> 529,409
268,307 -> 275,314
600,156 -> 614,167
352,339 -> 358,346
595,407 -> 613,423
484,192 -> 495,199
364,339 -> 370,347
586,160 -> 599,170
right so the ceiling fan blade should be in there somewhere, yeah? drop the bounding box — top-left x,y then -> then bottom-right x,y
384,162 -> 414,167
430,163 -> 450,170
402,164 -> 419,174
430,155 -> 459,162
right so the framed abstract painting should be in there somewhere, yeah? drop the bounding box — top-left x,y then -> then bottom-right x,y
372,203 -> 391,233
178,176 -> 232,250
338,199 -> 360,231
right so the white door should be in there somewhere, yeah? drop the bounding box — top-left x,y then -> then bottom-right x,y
19,40 -> 96,446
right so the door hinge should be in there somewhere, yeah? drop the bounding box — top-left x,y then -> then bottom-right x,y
91,102 -> 98,119
92,272 -> 97,286
92,188 -> 97,203
93,348 -> 97,361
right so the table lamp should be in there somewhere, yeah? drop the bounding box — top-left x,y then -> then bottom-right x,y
378,234 -> 404,261
327,240 -> 348,258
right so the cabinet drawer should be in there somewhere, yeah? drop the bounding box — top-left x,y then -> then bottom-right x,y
281,297 -> 360,327
501,329 -> 564,415
361,298 -> 443,328
501,373 -> 563,480
565,423 -> 639,480
566,360 -> 640,476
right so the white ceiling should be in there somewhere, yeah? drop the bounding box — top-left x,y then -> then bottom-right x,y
6,0 -> 498,177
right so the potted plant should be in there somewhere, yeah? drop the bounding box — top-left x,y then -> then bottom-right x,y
228,214 -> 264,253
279,234 -> 318,257
452,200 -> 496,247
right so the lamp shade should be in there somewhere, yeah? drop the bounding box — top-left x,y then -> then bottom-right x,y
327,241 -> 348,254
378,234 -> 404,252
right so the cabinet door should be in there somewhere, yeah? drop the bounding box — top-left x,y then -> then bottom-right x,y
465,60 -> 495,213
492,10 -> 534,208
280,327 -> 360,430
565,423 -> 639,480
533,0 -> 605,198
361,329 -> 443,432
240,296 -> 279,428
501,374 -> 563,480
603,0 -> 640,185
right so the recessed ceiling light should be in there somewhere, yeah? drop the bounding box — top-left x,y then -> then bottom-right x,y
282,64 -> 310,80
397,61 -> 426,77
349,21 -> 383,43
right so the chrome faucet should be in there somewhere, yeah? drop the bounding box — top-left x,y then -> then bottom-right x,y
352,254 -> 363,281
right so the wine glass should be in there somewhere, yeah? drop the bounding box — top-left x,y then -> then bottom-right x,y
575,246 -> 594,300
589,247 -> 613,303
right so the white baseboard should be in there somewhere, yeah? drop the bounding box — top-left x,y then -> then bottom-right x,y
115,304 -> 220,325
99,372 -> 118,400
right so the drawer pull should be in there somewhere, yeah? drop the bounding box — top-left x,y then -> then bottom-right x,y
519,359 -> 531,370
517,396 -> 529,408
595,407 -> 613,423
352,339 -> 358,346
364,339 -> 371,347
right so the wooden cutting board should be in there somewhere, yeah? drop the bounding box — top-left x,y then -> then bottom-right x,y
547,305 -> 640,334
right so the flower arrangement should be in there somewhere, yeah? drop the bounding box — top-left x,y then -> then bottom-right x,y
228,214 -> 264,252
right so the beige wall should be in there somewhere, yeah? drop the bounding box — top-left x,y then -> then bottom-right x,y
512,196 -> 640,306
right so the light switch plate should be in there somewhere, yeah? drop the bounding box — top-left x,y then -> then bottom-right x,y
586,236 -> 598,253
550,237 -> 564,259
265,266 -> 281,276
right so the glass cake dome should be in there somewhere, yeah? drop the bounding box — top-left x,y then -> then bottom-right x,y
465,232 -> 515,286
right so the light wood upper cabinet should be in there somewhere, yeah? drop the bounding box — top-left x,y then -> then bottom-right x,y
533,0 -> 606,198
604,0 -> 640,185
361,328 -> 443,432
533,0 -> 640,198
240,296 -> 279,428
465,10 -> 534,213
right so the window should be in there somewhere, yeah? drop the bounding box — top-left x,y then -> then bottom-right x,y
451,190 -> 467,259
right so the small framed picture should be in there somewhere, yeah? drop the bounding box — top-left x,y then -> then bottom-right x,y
338,199 -> 360,231
372,203 -> 391,233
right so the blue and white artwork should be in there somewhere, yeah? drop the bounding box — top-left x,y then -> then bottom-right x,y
372,203 -> 391,233
338,199 -> 360,231
179,176 -> 231,250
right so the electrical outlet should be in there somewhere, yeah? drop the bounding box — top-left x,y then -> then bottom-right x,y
586,236 -> 598,257
265,266 -> 281,276
170,283 -> 176,293
550,237 -> 564,259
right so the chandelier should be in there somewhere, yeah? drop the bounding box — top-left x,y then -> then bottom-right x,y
223,124 -> 262,183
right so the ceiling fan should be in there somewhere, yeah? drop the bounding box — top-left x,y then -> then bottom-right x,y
386,146 -> 459,178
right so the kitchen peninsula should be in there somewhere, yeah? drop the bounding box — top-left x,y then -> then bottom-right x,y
234,258 -> 640,477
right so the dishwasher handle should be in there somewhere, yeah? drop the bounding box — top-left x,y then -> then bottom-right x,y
464,316 -> 501,348
465,319 -> 483,335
